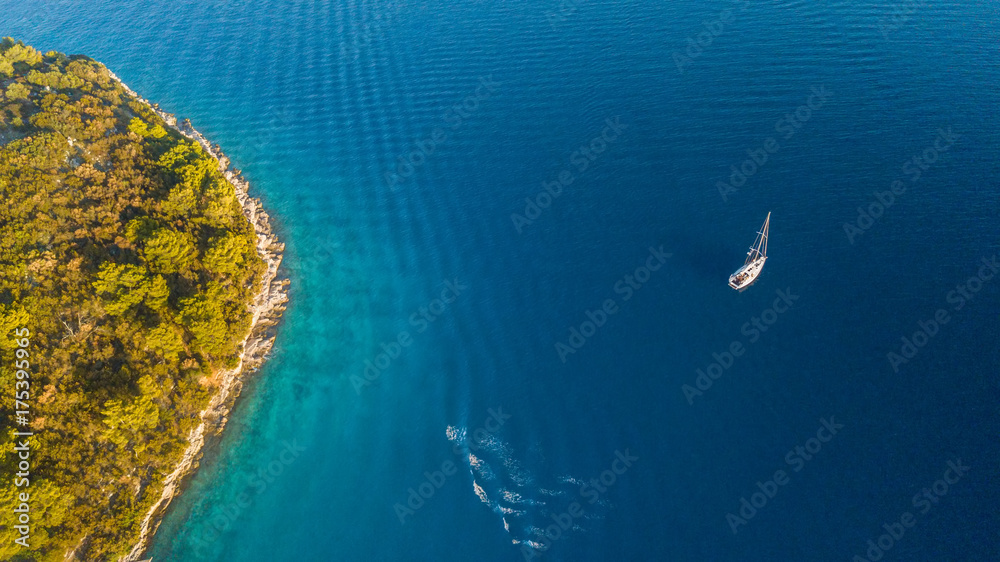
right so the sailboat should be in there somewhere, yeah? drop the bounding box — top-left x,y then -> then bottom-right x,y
728,212 -> 770,291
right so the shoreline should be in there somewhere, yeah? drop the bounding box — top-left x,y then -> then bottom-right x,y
107,71 -> 290,562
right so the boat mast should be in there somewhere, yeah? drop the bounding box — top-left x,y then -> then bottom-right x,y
761,212 -> 770,258
746,212 -> 770,263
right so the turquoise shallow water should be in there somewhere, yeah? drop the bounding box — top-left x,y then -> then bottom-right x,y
5,0 -> 1000,560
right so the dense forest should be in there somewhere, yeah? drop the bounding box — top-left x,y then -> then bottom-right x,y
0,39 -> 265,560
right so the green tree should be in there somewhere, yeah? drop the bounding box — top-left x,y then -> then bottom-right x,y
142,228 -> 196,274
5,82 -> 28,101
128,117 -> 167,139
0,37 -> 42,77
179,295 -> 231,357
100,376 -> 163,455
204,232 -> 249,276
146,322 -> 185,361
0,304 -> 30,350
92,263 -> 150,316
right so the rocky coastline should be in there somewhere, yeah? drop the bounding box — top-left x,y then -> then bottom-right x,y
105,70 -> 289,562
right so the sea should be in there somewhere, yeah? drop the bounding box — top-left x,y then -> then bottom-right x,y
5,0 -> 999,560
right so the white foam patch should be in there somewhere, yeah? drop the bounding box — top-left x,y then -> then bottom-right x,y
501,489 -> 524,504
445,425 -> 463,441
469,453 -> 484,469
472,480 -> 489,504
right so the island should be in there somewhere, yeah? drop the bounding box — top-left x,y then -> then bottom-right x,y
0,38 -> 288,561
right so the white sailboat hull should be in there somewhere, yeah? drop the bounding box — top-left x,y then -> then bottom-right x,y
729,256 -> 766,291
729,212 -> 770,292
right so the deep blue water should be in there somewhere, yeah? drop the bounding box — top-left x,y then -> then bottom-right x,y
5,0 -> 1000,560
